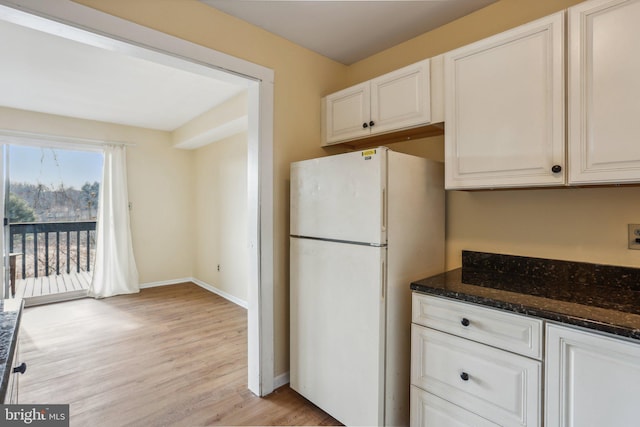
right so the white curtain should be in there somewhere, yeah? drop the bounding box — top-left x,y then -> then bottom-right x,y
88,144 -> 139,298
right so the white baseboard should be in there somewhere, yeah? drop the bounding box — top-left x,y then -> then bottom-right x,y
24,279 -> 247,310
191,278 -> 248,309
139,277 -> 192,289
274,371 -> 290,390
140,277 -> 248,309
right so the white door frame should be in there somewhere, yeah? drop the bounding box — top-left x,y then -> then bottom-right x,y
0,0 -> 275,396
0,144 -> 7,300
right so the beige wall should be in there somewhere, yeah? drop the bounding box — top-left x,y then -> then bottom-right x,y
0,107 -> 194,284
193,133 -> 249,302
345,0 -> 585,83
172,91 -> 248,149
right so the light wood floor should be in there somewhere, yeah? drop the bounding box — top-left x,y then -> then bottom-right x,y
19,283 -> 341,426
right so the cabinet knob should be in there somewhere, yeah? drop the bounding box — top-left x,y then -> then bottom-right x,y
362,122 -> 368,129
369,120 -> 375,127
460,372 -> 470,381
13,362 -> 26,375
551,164 -> 562,173
461,318 -> 470,327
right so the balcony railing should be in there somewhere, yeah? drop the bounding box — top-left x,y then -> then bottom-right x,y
9,221 -> 97,279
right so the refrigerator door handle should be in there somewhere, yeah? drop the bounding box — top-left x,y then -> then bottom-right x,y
381,187 -> 387,233
381,258 -> 387,300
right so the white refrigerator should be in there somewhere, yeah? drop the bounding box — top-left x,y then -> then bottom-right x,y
290,147 -> 444,426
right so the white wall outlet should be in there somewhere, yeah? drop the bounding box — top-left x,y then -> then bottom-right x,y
628,224 -> 640,250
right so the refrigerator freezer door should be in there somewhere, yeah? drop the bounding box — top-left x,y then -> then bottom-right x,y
290,237 -> 386,426
290,148 -> 386,245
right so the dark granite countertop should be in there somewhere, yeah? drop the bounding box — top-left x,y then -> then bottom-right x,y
410,252 -> 640,341
0,298 -> 24,402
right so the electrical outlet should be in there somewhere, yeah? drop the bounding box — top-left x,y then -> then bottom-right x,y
628,224 -> 640,250
217,264 -> 220,272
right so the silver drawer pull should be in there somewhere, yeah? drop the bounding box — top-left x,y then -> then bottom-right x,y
460,372 -> 470,381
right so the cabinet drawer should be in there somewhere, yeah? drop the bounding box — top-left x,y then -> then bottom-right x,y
411,325 -> 541,427
412,293 -> 543,359
411,386 -> 499,427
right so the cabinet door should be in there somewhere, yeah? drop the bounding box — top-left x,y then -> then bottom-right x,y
545,324 -> 640,427
323,82 -> 370,144
444,12 -> 565,189
568,0 -> 640,184
411,386 -> 499,427
370,59 -> 431,135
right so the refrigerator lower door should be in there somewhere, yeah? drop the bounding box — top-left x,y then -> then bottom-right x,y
290,237 -> 386,426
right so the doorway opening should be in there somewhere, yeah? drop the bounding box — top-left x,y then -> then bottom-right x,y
0,0 -> 275,396
7,144 -> 103,306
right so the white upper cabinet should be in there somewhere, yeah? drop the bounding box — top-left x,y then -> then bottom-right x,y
444,12 -> 565,189
369,60 -> 431,135
568,0 -> 640,184
323,59 -> 432,145
323,82 -> 371,144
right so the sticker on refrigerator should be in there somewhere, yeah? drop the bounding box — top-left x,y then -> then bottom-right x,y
361,149 -> 376,160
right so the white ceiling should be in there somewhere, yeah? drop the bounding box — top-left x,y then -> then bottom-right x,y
0,19 -> 247,132
0,1 -> 497,132
201,0 -> 498,65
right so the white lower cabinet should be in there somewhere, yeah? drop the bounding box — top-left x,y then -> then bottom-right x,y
411,324 -> 541,427
545,323 -> 640,427
412,293 -> 640,427
412,293 -> 543,359
411,386 -> 499,427
3,328 -> 24,404
410,293 -> 542,427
